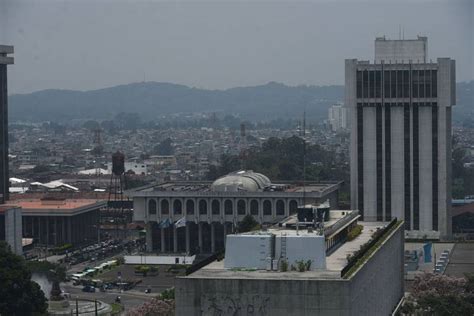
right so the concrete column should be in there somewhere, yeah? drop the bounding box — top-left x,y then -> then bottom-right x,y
46,218 -> 50,247
223,222 -> 227,238
146,222 -> 153,252
37,218 -> 40,244
170,199 -> 175,218
173,225 -> 178,253
185,224 -> 190,254
67,217 -> 72,244
31,217 -> 35,239
211,223 -> 215,253
198,222 -> 203,252
54,217 -> 58,245
62,217 -> 66,245
271,198 -> 276,219
160,228 -> 165,253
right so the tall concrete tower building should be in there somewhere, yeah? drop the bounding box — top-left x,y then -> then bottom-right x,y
346,36 -> 455,239
0,45 -> 14,204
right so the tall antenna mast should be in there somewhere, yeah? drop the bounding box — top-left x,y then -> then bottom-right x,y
302,110 -> 306,207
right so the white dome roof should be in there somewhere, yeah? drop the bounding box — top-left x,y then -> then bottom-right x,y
211,170 -> 271,192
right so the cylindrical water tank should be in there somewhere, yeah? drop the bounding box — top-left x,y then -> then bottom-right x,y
112,151 -> 125,175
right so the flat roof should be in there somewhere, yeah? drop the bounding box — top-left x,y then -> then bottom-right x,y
129,181 -> 342,198
184,222 -> 385,281
0,204 -> 21,214
10,199 -> 106,216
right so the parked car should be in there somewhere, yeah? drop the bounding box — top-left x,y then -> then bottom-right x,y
82,285 -> 96,293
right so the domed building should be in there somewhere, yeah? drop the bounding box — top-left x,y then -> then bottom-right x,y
211,170 -> 271,192
129,171 -> 341,255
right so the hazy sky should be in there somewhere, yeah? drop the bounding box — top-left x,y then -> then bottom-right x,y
1,0 -> 472,94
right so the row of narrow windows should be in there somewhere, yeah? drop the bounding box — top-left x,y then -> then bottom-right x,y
356,103 -> 438,230
356,69 -> 438,99
147,199 -> 299,216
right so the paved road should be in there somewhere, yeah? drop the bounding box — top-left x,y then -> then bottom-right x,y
62,283 -> 154,313
445,243 -> 474,278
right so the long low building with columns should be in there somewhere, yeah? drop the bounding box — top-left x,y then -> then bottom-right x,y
130,171 -> 341,254
16,198 -> 105,247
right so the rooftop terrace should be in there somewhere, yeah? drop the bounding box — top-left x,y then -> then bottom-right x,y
186,221 -> 386,280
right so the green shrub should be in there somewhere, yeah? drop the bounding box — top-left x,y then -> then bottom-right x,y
160,287 -> 175,300
280,260 -> 288,272
296,260 -> 306,272
347,225 -> 363,241
305,260 -> 312,271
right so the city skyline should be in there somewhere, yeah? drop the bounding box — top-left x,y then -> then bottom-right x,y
1,0 -> 472,94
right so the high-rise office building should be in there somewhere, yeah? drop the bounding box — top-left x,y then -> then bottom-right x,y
0,45 -> 14,204
328,103 -> 348,132
346,36 -> 455,239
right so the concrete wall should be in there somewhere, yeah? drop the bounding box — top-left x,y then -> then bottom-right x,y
175,224 -> 404,316
176,277 -> 351,316
349,222 -> 404,315
5,207 -> 22,255
375,38 -> 427,63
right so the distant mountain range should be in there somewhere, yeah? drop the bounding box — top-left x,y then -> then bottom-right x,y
8,81 -> 473,123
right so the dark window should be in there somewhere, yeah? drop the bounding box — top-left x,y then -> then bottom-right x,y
432,70 -> 437,98
276,200 -> 285,216
418,69 -> 425,98
212,200 -> 220,215
225,200 -> 233,215
369,70 -> 375,98
250,200 -> 259,216
375,70 -> 382,98
384,70 -> 391,98
432,105 -> 438,230
404,103 -> 411,229
289,200 -> 298,214
148,199 -> 157,215
362,70 -> 369,98
397,70 -> 403,98
376,103 -> 383,221
412,70 -> 419,98
385,105 -> 392,220
391,71 -> 397,98
199,200 -> 207,215
425,70 -> 432,98
161,199 -> 169,215
413,105 -> 419,230
263,200 -> 272,216
357,104 -> 364,219
186,200 -> 194,215
173,199 -> 182,215
356,71 -> 362,98
237,200 -> 246,215
403,70 -> 410,98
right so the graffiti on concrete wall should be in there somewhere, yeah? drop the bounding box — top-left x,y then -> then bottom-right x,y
201,294 -> 270,316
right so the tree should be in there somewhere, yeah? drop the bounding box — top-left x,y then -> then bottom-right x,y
0,242 -> 48,315
402,273 -> 474,315
127,297 -> 174,316
237,214 -> 260,233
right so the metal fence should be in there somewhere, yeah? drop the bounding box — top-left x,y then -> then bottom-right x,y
185,251 -> 224,276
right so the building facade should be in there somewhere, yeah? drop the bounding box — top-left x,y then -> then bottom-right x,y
346,36 -> 455,239
0,45 -> 13,204
130,171 -> 341,254
0,205 -> 23,254
17,198 -> 105,247
328,103 -> 348,132
176,220 -> 405,315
